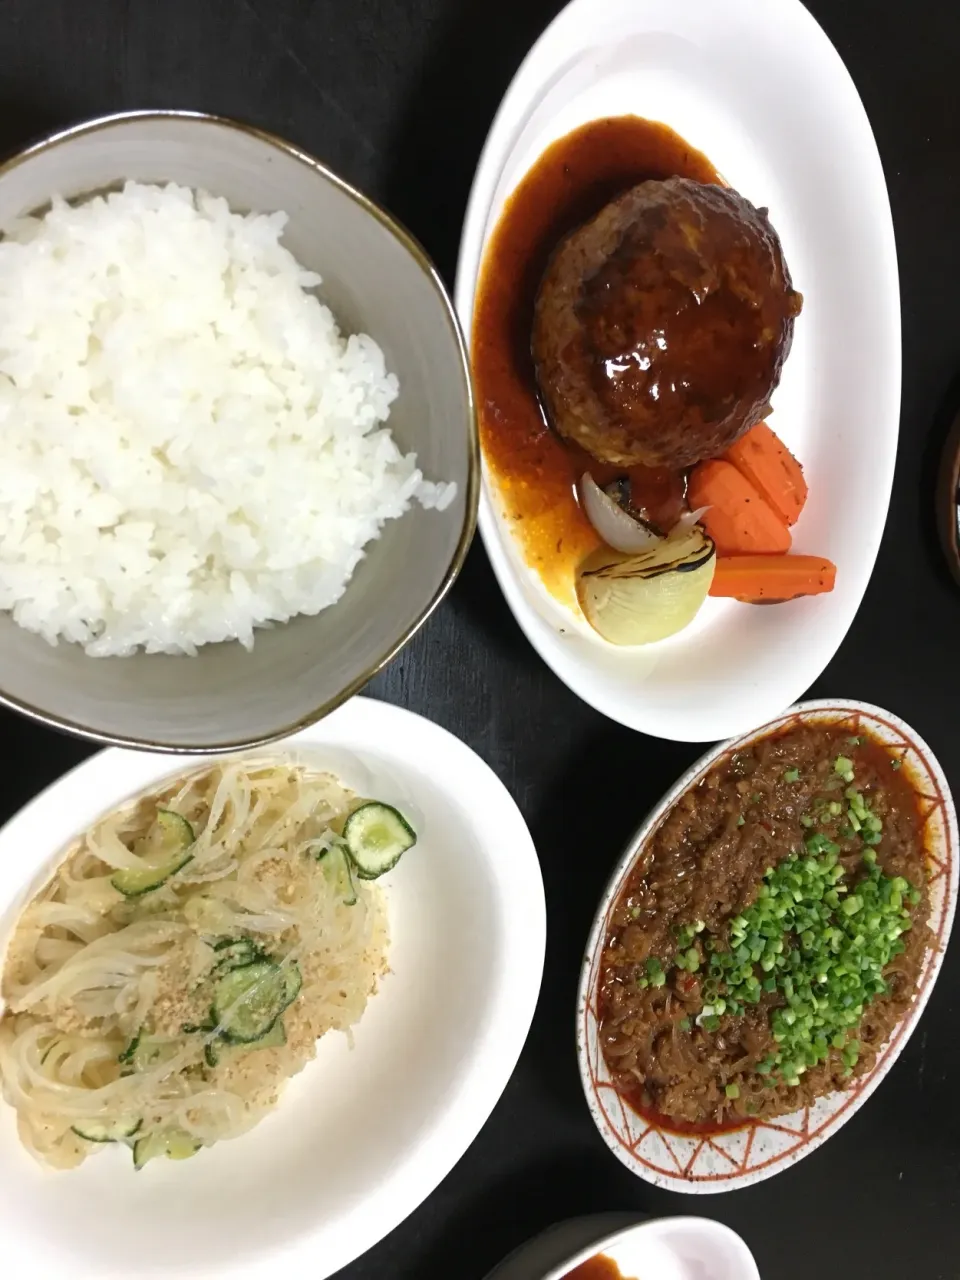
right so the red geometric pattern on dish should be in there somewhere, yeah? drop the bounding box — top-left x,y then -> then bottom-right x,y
581,705 -> 956,1187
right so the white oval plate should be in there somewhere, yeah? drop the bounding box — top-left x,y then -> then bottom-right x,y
577,700 -> 957,1191
455,0 -> 900,742
0,696 -> 545,1278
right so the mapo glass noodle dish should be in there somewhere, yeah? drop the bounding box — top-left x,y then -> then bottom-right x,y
0,759 -> 417,1170
0,181 -> 456,656
598,721 -> 930,1125
471,115 -> 837,647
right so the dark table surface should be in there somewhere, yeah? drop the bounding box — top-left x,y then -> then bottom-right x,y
3,1 -> 960,1277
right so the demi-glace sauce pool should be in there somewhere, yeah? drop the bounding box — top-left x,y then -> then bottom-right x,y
471,116 -> 719,605
564,1256 -> 635,1280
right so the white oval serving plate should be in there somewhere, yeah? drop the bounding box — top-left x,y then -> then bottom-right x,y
577,700 -> 957,1192
0,696 -> 546,1278
455,0 -> 900,742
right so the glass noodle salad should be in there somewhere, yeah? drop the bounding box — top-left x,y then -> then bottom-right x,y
0,761 -> 416,1170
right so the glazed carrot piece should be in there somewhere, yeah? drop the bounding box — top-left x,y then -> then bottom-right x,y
687,460 -> 791,556
710,555 -> 837,602
722,422 -> 808,526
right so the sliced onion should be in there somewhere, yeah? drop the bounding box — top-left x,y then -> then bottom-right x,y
671,504 -> 711,534
579,473 -> 662,554
576,527 -> 716,646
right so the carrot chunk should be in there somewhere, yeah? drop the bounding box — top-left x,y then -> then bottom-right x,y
687,460 -> 791,555
709,554 -> 837,602
722,422 -> 808,526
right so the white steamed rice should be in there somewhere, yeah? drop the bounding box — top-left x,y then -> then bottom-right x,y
0,181 -> 456,656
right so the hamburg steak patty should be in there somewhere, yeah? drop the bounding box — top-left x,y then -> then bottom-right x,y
532,178 -> 803,469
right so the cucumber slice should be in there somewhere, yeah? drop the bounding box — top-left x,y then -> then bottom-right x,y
118,1032 -> 179,1075
133,1129 -> 200,1170
279,960 -> 302,1006
204,1012 -> 288,1068
111,850 -> 193,897
320,844 -> 358,905
344,853 -> 358,905
72,1116 -> 142,1143
153,810 -> 195,852
249,1018 -> 287,1050
228,1017 -> 288,1053
212,960 -> 301,1044
181,1018 -> 216,1035
211,938 -> 264,974
212,936 -> 257,953
118,1028 -> 142,1066
111,810 -> 195,897
343,802 -> 416,879
312,831 -> 347,862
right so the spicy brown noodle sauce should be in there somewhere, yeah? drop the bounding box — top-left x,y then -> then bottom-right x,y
471,116 -> 717,605
597,722 -> 930,1129
621,1093 -> 748,1139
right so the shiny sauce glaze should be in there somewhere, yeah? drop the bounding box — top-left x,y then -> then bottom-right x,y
471,116 -> 719,604
565,1255 -> 636,1280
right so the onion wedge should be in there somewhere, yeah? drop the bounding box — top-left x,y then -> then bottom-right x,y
577,528 -> 716,645
579,473 -> 662,554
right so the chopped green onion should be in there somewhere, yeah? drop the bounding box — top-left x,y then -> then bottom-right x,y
725,1083 -> 740,1099
674,923 -> 695,948
783,768 -> 800,783
682,840 -> 916,1090
834,755 -> 854,777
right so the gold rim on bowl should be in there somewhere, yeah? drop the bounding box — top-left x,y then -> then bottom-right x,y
0,110 -> 480,752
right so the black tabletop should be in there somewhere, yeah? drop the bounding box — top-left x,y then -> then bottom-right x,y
2,2 -> 959,1277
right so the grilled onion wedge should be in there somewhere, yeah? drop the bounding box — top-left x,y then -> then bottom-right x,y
577,527 -> 716,645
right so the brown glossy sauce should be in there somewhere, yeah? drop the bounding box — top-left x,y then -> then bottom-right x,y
472,116 -> 719,604
565,1255 -> 636,1280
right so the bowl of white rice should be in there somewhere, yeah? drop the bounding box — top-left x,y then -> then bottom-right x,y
0,110 -> 477,750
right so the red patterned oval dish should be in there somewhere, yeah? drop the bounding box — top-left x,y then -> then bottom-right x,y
576,700 -> 958,1192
